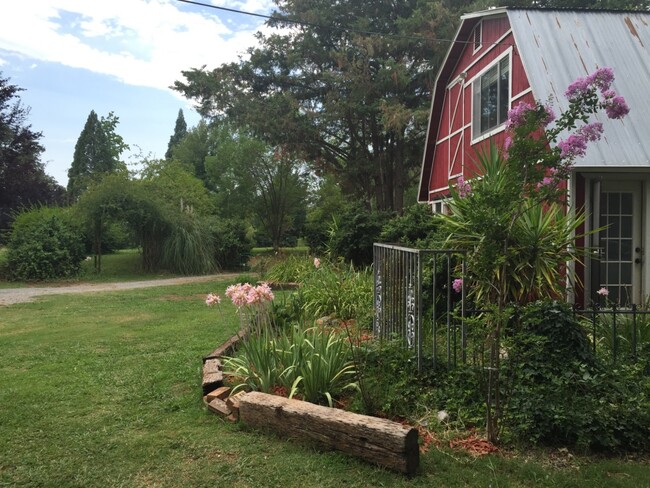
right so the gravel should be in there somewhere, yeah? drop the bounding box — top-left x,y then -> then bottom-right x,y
0,274 -> 240,306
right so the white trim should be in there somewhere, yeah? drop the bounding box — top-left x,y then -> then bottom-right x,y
470,48 -> 512,144
512,86 -> 532,102
461,29 -> 513,80
472,21 -> 483,54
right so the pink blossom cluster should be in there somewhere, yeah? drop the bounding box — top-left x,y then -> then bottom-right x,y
452,278 -> 463,293
597,287 -> 609,297
225,282 -> 275,307
565,67 -> 614,100
564,67 -> 629,120
507,102 -> 534,127
205,293 -> 221,306
507,103 -> 555,129
604,95 -> 630,119
457,176 -> 472,198
557,122 -> 604,159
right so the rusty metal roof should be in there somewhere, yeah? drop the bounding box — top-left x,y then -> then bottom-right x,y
506,8 -> 650,168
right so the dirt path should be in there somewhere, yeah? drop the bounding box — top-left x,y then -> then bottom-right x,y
0,274 -> 241,307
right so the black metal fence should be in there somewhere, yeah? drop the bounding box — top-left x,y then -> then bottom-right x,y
575,305 -> 650,365
374,243 -> 648,370
373,243 -> 469,370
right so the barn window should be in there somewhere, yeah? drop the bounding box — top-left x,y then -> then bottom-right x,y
472,54 -> 510,140
473,23 -> 482,53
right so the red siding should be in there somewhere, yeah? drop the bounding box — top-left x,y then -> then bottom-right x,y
426,15 -> 534,200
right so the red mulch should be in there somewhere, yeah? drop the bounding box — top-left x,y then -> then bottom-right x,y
449,430 -> 499,456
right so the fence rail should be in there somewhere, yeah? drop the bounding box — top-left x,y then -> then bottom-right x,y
373,243 -> 648,370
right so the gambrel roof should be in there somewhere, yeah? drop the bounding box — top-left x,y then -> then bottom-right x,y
419,7 -> 650,202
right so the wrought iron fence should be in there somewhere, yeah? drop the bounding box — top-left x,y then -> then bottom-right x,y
373,243 -> 471,370
574,305 -> 650,365
374,243 -> 649,370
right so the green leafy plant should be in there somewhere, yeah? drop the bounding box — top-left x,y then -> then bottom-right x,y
294,328 -> 357,406
6,206 -> 85,281
222,326 -> 357,406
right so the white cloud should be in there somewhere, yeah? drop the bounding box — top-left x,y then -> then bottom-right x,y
0,0 -> 278,93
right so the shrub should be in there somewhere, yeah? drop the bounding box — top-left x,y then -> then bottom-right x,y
503,300 -> 650,451
210,218 -> 253,270
325,202 -> 392,267
162,216 -> 215,275
300,261 -> 373,324
6,206 -> 85,281
380,203 -> 439,247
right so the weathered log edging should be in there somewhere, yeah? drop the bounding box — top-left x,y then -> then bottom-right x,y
201,331 -> 419,476
239,391 -> 419,476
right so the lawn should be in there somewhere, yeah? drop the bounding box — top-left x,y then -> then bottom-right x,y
1,280 -> 649,487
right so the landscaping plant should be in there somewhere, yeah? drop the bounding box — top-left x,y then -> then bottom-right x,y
437,67 -> 630,442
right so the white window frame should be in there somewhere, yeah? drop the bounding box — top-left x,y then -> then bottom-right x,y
472,21 -> 482,54
469,49 -> 512,144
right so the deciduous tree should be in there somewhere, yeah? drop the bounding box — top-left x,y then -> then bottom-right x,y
0,73 -> 65,240
173,0 -> 459,212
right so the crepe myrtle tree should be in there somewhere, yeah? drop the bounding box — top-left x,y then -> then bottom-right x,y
437,67 -> 629,443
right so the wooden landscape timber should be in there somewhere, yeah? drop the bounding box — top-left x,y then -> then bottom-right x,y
239,391 -> 419,476
203,330 -> 246,362
201,358 -> 223,395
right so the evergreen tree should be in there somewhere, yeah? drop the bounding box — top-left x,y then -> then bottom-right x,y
0,73 -> 65,240
165,109 -> 188,159
67,110 -> 127,199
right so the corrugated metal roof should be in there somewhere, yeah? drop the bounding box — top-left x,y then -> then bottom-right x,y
508,9 -> 650,167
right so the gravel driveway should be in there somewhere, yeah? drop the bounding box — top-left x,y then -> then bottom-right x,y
0,274 -> 240,306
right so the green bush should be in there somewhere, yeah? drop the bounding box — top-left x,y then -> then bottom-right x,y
503,300 -> 650,451
6,206 -> 85,281
380,203 -> 439,247
210,218 -> 253,270
162,216 -> 215,275
326,203 -> 392,267
300,261 -> 373,324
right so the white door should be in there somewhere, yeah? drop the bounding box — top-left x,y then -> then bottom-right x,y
593,181 -> 643,306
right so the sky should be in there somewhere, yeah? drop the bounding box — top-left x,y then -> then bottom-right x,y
0,0 -> 277,187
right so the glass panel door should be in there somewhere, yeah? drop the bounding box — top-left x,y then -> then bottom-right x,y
596,183 -> 642,306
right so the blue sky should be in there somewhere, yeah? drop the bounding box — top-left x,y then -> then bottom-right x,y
0,0 -> 276,187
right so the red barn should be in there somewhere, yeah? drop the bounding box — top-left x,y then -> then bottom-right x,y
418,7 -> 650,307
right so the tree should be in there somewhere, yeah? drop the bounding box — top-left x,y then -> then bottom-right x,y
67,110 -> 128,200
0,73 -> 65,240
166,109 -> 188,160
171,120 -> 218,185
173,0 -> 460,212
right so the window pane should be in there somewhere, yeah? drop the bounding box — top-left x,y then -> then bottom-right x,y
481,66 -> 498,133
608,192 -> 620,214
621,216 -> 633,238
607,217 -> 620,238
607,240 -> 619,260
621,193 -> 633,214
498,58 -> 509,124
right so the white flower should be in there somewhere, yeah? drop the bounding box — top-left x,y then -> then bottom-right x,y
437,410 -> 449,423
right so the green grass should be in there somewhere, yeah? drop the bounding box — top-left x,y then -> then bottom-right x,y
1,281 -> 649,487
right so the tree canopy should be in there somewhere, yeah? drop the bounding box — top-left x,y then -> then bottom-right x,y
0,73 -> 65,240
67,110 -> 128,200
173,0 -> 463,212
166,109 -> 188,160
